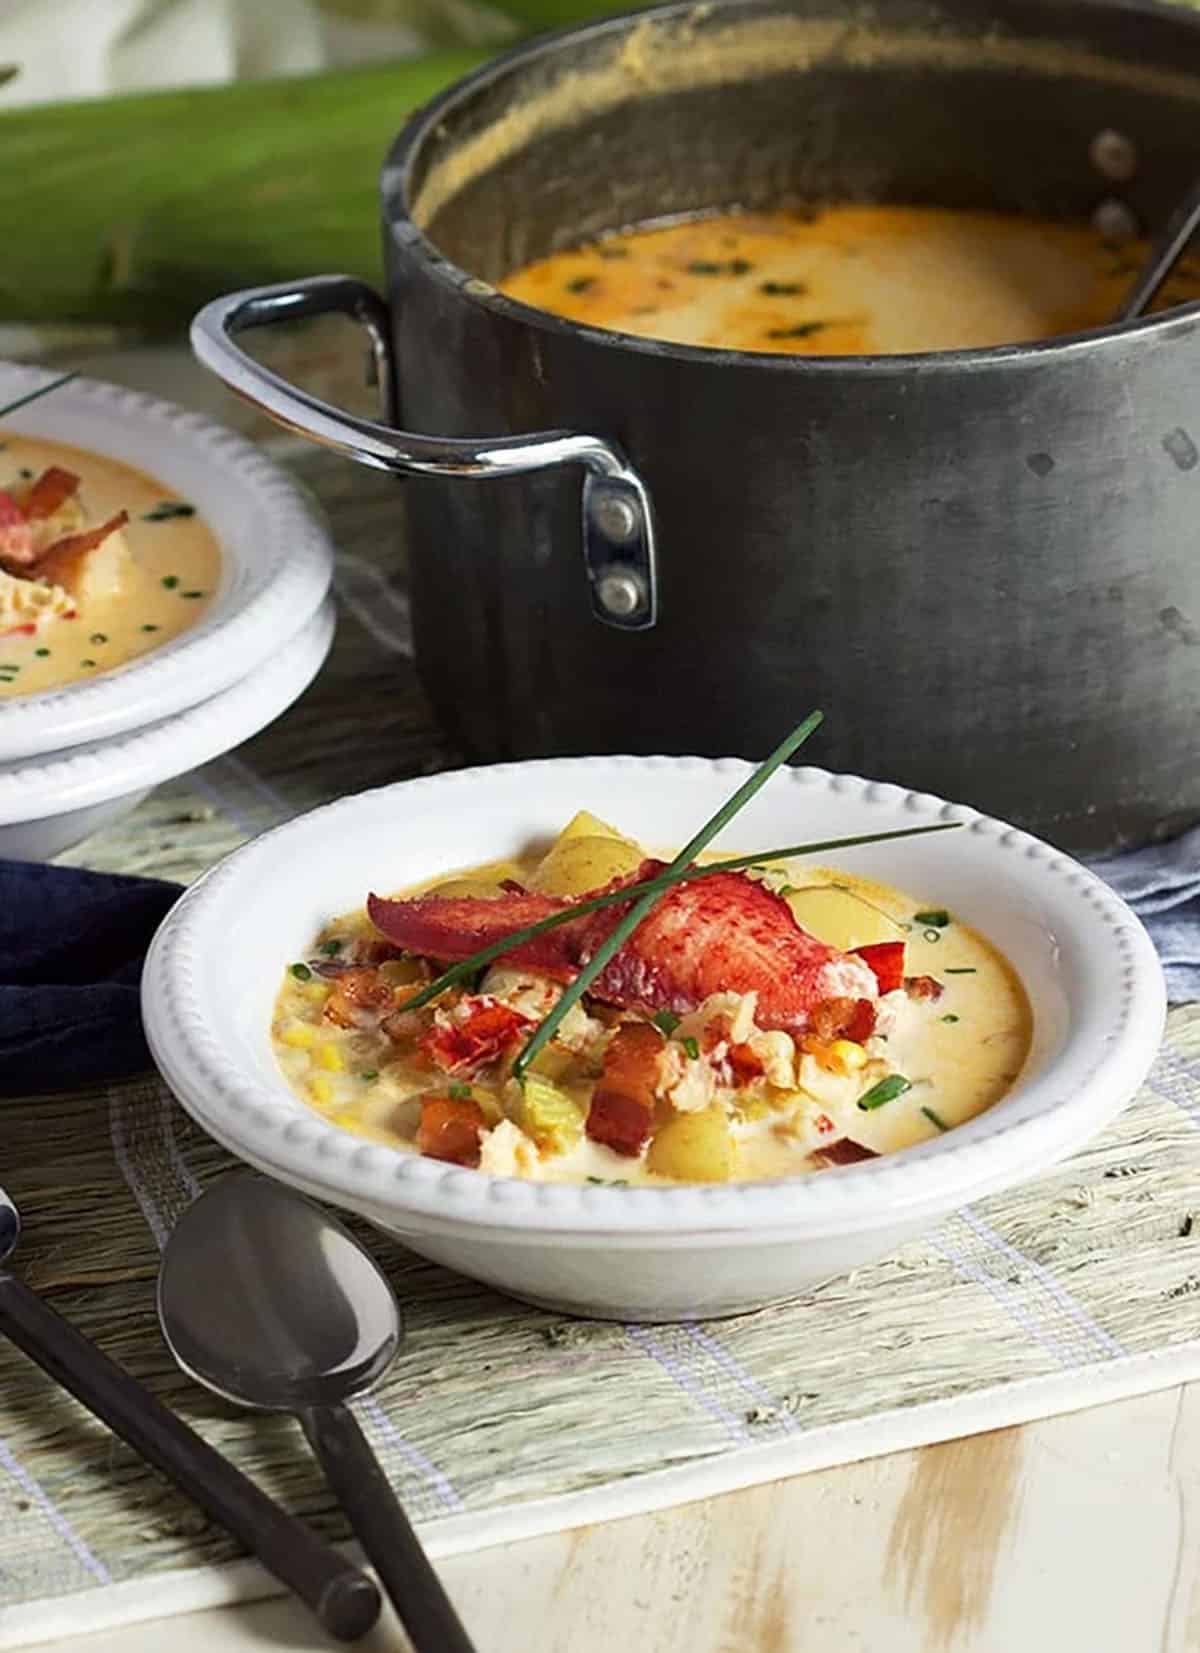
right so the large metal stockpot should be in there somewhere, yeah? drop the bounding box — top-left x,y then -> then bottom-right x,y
194,0 -> 1200,852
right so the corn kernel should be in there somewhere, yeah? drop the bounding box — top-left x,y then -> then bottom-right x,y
298,979 -> 330,1004
826,1040 -> 868,1076
281,1022 -> 318,1049
315,1042 -> 344,1072
309,1074 -> 334,1105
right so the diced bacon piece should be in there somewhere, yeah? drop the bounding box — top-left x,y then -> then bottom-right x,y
0,489 -> 33,567
904,975 -> 944,1002
854,941 -> 906,994
808,997 -> 877,1043
416,1097 -> 487,1166
418,998 -> 532,1075
727,1042 -> 764,1085
21,466 -> 80,520
586,1022 -> 662,1157
814,1138 -> 879,1167
322,966 -> 394,1029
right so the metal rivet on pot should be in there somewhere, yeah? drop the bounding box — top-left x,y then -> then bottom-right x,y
1092,198 -> 1139,243
1089,129 -> 1137,183
595,569 -> 646,618
591,493 -> 640,543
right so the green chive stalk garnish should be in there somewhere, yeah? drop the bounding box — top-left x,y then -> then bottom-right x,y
511,711 -> 827,1080
319,939 -> 343,956
398,822 -> 959,1017
0,371 -> 78,422
858,1074 -> 912,1110
682,1037 -> 701,1060
360,1068 -> 379,1081
914,909 -> 951,927
921,1104 -> 949,1131
945,967 -> 977,975
941,1013 -> 960,1024
161,575 -> 179,589
652,1010 -> 680,1035
448,1082 -> 473,1099
34,648 -> 49,657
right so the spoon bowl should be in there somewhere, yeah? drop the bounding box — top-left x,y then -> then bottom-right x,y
158,1172 -> 478,1653
158,1172 -> 399,1412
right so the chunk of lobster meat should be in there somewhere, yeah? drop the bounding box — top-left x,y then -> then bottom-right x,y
21,466 -> 81,521
586,1022 -> 663,1157
0,489 -> 33,568
34,511 -> 131,601
579,867 -> 879,1036
417,996 -> 533,1075
854,941 -> 906,995
366,888 -> 575,978
322,966 -> 395,1029
416,1096 -> 487,1167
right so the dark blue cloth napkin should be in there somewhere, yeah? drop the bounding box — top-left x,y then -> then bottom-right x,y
0,860 -> 180,1097
1091,826 -> 1200,1003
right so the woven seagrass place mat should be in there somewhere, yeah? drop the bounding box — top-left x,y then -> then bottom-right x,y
3,443 -> 1198,1646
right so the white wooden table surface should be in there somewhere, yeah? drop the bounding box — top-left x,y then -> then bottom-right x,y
13,339 -> 1197,1653
33,1384 -> 1200,1652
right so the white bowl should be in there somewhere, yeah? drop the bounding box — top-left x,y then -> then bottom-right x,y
0,363 -> 333,763
0,597 -> 335,860
142,759 -> 1165,1321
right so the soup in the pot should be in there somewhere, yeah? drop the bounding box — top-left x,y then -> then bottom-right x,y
500,204 -> 1200,355
0,437 -> 220,696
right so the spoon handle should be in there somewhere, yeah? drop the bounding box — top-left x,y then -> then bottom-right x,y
0,1273 -> 381,1642
301,1402 -> 478,1653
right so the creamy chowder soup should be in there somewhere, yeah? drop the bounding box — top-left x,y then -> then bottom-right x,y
271,811 -> 1031,1186
0,436 -> 220,697
500,204 -> 1200,355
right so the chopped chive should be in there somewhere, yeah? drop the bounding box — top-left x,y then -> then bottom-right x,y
682,1036 -> 701,1061
18,467 -> 32,479
319,939 -> 343,956
181,589 -> 205,599
760,280 -> 806,295
688,258 -> 753,276
511,712 -> 828,1080
914,909 -> 951,927
945,967 -> 977,975
89,632 -> 107,645
80,658 -> 96,668
141,623 -> 160,632
394,819 -> 960,1021
597,246 -> 629,260
143,501 -> 195,521
652,1010 -> 681,1035
923,928 -> 943,944
0,371 -> 78,421
586,1175 -> 629,1184
767,322 -> 828,340
289,962 -> 313,981
921,1105 -> 949,1131
34,647 -> 49,657
448,1082 -> 473,1100
360,1068 -> 379,1081
0,663 -> 19,671
161,575 -> 179,589
778,884 -> 796,897
565,276 -> 595,294
857,1074 -> 912,1111
941,1013 -> 960,1024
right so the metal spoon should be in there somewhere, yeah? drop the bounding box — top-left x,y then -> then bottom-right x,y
158,1172 -> 478,1653
1116,176 -> 1200,322
0,1182 -> 380,1641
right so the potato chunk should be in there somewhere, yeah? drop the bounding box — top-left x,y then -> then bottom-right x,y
647,1105 -> 733,1183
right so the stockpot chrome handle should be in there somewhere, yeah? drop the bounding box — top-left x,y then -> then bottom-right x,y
191,274 -> 657,631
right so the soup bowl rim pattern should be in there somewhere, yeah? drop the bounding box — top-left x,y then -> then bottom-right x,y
141,756 -> 1165,1256
0,362 -> 334,763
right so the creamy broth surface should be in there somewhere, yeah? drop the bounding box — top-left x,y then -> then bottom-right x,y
0,436 -> 220,697
500,204 -> 1200,355
271,815 -> 1032,1187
